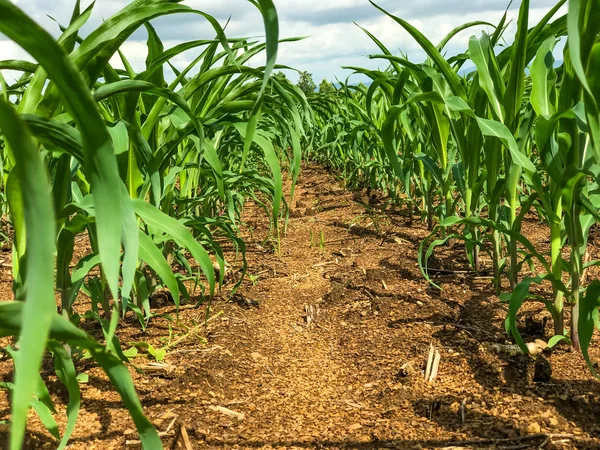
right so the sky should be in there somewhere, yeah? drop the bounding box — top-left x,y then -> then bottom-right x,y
1,0 -> 566,85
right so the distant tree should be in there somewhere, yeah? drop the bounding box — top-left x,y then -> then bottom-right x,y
319,79 -> 335,94
297,70 -> 316,96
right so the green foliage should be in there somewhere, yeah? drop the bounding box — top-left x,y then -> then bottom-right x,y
319,79 -> 335,93
0,0 -> 310,447
307,0 -> 600,373
297,70 -> 316,96
2,0 -> 600,447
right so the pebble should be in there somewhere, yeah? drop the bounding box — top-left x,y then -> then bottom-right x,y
348,423 -> 362,431
526,422 -> 542,434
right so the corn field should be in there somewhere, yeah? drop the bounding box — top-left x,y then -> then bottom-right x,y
0,0 -> 599,448
309,0 -> 600,363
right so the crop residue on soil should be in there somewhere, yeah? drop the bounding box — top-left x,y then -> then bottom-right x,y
1,165 -> 600,449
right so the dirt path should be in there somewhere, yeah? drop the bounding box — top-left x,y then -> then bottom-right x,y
2,165 -> 600,449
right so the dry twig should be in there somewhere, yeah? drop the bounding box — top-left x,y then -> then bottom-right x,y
208,405 -> 245,420
425,343 -> 441,383
180,425 -> 194,450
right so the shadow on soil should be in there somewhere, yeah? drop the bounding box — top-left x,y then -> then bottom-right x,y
198,436 -> 596,449
398,279 -> 600,438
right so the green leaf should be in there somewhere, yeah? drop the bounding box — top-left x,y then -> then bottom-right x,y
123,347 -> 139,359
0,97 -> 56,450
506,278 -> 541,354
233,122 -> 283,231
0,0 -> 127,306
0,302 -> 162,449
530,37 -> 558,119
476,117 -> 536,172
503,0 -> 529,131
49,342 -> 81,450
369,1 -> 465,98
146,343 -> 166,362
76,373 -> 89,384
579,280 -> 600,377
469,33 -> 504,121
547,335 -> 566,348
138,230 -> 180,311
132,199 -> 216,296
31,397 -> 60,440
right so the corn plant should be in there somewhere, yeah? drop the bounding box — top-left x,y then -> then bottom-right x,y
309,0 -> 600,367
0,0 -> 310,447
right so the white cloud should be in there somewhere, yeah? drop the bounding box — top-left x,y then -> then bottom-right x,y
0,0 -> 568,85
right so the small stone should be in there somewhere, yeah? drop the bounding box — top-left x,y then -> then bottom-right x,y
153,418 -> 164,427
526,422 -> 542,434
348,423 -> 362,432
123,429 -> 135,436
251,352 -> 264,361
396,362 -> 416,379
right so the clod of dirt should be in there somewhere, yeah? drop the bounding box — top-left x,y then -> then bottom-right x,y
150,289 -> 174,308
396,362 -> 417,380
324,282 -> 346,304
533,356 -> 552,383
522,315 -> 548,337
348,224 -> 361,235
525,422 -> 542,434
365,268 -> 391,282
232,293 -> 260,309
305,206 -> 317,216
541,409 -> 559,428
368,195 -> 381,205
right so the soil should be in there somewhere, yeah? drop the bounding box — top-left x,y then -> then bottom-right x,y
1,164 -> 600,449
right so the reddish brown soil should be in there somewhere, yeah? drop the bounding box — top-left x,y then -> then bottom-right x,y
1,165 -> 600,449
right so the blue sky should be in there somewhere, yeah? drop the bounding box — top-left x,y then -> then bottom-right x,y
1,0 -> 566,84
